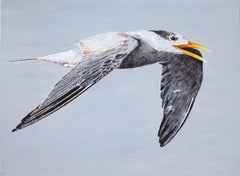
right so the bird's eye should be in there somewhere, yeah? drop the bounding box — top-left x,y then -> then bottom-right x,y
169,36 -> 178,41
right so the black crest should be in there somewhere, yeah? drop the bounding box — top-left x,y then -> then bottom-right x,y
150,30 -> 176,40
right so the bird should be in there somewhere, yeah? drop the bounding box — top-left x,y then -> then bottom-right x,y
11,30 -> 209,147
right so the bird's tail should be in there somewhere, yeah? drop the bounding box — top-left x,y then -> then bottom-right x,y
10,57 -> 40,62
10,48 -> 84,68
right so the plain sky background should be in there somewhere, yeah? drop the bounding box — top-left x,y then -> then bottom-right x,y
1,0 -> 240,175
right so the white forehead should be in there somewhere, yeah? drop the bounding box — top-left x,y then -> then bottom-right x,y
126,30 -> 188,51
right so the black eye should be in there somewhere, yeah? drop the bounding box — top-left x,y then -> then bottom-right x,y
170,36 -> 178,41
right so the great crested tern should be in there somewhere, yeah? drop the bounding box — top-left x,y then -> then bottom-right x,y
12,30 -> 209,147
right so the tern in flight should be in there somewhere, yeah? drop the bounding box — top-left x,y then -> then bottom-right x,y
12,30 -> 209,147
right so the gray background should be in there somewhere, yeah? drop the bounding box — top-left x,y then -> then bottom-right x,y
1,0 -> 239,175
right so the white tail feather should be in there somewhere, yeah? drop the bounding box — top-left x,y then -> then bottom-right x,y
10,48 -> 84,68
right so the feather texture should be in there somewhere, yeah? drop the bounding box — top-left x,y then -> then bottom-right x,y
158,48 -> 203,147
12,36 -> 138,131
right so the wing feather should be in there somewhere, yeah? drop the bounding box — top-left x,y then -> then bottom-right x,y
158,48 -> 203,147
12,37 -> 138,131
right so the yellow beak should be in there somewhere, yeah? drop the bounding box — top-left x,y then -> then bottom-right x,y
173,41 -> 210,62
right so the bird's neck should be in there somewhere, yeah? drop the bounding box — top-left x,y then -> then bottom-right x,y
126,30 -> 162,51
119,38 -> 170,69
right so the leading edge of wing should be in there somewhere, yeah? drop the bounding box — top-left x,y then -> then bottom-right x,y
12,83 -> 94,132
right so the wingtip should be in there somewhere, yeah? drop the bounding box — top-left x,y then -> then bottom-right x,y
160,143 -> 165,148
159,138 -> 168,148
11,123 -> 23,132
12,128 -> 17,132
158,131 -> 172,147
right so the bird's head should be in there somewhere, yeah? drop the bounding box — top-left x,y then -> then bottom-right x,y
149,30 -> 210,62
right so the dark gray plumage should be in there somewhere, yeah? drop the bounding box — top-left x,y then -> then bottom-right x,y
159,48 -> 203,146
12,51 -> 129,131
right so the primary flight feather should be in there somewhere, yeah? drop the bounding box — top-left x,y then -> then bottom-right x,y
12,30 -> 209,147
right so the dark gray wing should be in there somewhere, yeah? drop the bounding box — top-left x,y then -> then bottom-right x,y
12,44 -> 138,132
12,36 -> 138,132
158,48 -> 203,147
12,56 -> 113,131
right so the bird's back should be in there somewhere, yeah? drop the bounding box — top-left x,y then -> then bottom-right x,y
76,32 -> 133,59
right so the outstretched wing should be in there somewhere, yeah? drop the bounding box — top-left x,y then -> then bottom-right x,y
158,48 -> 203,147
12,36 -> 138,132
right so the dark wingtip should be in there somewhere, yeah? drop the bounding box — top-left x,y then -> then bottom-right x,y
11,123 -> 22,132
158,130 -> 173,147
12,128 -> 17,132
160,143 -> 165,148
159,138 -> 168,148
